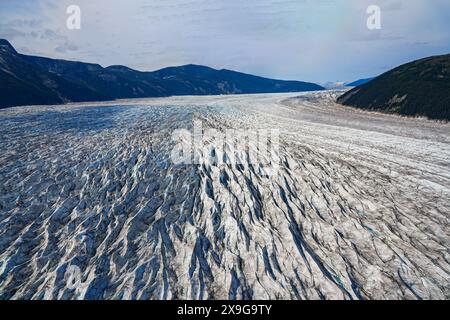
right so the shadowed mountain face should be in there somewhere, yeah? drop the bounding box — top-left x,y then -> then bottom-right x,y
0,39 -> 107,107
338,54 -> 450,121
0,39 -> 324,108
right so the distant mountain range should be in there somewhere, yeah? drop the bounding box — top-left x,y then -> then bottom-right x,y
345,78 -> 374,87
338,54 -> 450,120
322,81 -> 347,90
321,78 -> 374,90
0,39 -> 324,108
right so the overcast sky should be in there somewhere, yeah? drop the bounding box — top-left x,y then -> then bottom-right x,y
1,0 -> 450,83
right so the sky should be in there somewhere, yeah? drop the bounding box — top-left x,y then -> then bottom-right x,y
1,0 -> 450,83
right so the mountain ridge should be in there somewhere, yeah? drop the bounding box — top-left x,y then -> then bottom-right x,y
0,39 -> 324,108
338,54 -> 450,120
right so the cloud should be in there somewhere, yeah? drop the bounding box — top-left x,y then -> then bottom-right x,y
0,25 -> 27,40
0,0 -> 449,82
55,41 -> 78,53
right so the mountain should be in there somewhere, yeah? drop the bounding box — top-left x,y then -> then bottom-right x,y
322,78 -> 374,90
338,54 -> 450,120
345,77 -> 374,87
322,81 -> 347,90
150,64 -> 324,95
0,39 -> 107,107
0,39 -> 324,108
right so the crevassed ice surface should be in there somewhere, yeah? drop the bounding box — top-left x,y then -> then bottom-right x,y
0,91 -> 449,300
